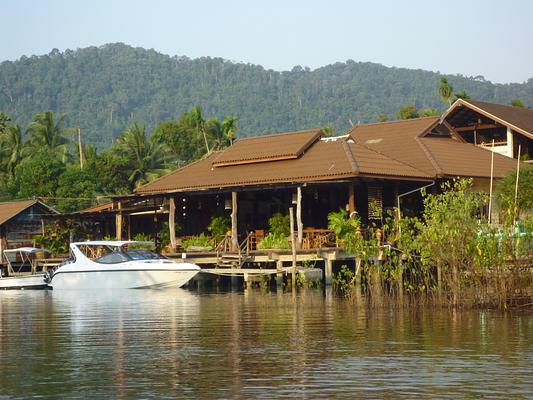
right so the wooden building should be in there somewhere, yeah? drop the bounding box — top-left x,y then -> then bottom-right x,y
110,122 -> 518,251
0,199 -> 58,263
442,99 -> 533,161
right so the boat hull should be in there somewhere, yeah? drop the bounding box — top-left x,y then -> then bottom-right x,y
0,274 -> 47,290
49,266 -> 199,290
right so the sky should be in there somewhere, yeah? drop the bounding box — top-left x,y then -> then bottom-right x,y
1,0 -> 532,84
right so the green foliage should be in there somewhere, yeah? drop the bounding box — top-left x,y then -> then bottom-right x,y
396,104 -> 419,120
332,265 -> 356,294
510,99 -> 525,108
495,165 -> 533,218
268,213 -> 290,236
454,90 -> 470,101
439,77 -> 453,105
207,216 -> 230,242
182,233 -> 213,250
327,209 -> 360,244
116,123 -> 173,189
159,221 -> 183,247
33,223 -> 70,255
11,150 -> 66,198
257,232 -> 290,249
55,166 -> 98,212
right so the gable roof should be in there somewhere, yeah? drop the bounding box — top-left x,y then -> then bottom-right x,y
349,117 -> 441,175
0,199 -> 57,226
135,135 -> 431,194
212,129 -> 322,167
349,117 -> 519,179
443,99 -> 533,139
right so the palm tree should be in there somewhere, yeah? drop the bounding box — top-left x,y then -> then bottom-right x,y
190,106 -> 210,153
26,111 -> 70,161
1,124 -> 27,177
116,124 -> 173,189
454,90 -> 470,101
438,78 -> 453,106
221,115 -> 238,146
205,115 -> 238,149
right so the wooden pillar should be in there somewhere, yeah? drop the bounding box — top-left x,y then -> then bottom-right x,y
276,260 -> 284,288
324,258 -> 333,285
169,196 -> 177,250
348,183 -> 356,214
296,186 -> 303,248
0,227 -> 5,265
289,207 -> 296,287
231,191 -> 238,251
115,201 -> 123,241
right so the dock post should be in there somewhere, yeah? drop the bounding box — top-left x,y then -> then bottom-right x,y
276,260 -> 284,288
243,272 -> 249,288
324,258 -> 333,285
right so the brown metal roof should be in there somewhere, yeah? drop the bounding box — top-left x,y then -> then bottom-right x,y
0,199 -> 42,226
78,202 -> 113,213
349,117 -> 441,175
212,129 -> 323,167
350,117 -> 519,179
419,138 -> 519,178
443,99 -> 533,139
135,136 -> 431,194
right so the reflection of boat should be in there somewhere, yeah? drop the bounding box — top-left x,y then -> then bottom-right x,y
46,241 -> 200,290
0,248 -> 49,289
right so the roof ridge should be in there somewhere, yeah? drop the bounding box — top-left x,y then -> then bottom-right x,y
351,116 -> 440,130
414,136 -> 443,177
342,141 -> 359,174
234,128 -> 323,142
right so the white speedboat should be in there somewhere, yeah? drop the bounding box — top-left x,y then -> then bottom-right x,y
45,241 -> 200,290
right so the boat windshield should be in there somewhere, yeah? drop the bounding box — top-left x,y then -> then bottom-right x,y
78,244 -> 166,264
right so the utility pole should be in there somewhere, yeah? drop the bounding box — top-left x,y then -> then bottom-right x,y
77,127 -> 84,169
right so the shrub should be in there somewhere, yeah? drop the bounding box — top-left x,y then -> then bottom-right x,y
257,232 -> 290,249
207,216 -> 230,242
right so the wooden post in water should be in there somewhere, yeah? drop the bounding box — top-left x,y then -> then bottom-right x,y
115,201 -> 123,241
276,260 -> 284,289
324,257 -> 333,285
231,192 -> 238,252
296,186 -> 303,249
168,196 -> 177,251
289,207 -> 297,287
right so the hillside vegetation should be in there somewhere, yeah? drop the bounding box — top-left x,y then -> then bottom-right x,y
1,43 -> 532,148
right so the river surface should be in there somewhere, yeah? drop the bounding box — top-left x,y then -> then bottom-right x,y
0,289 -> 532,399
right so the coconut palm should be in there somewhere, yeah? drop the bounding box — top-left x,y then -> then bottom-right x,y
190,106 -> 210,153
26,111 -> 70,161
206,115 -> 238,149
438,78 -> 454,106
116,124 -> 173,189
1,124 -> 27,177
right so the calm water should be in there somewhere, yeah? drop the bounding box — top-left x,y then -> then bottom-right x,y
0,289 -> 532,399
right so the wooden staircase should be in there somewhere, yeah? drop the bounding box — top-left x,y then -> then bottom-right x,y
215,233 -> 253,268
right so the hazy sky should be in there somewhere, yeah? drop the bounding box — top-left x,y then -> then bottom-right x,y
2,0 -> 532,83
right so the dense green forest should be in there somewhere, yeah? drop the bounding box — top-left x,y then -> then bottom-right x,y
1,43 -> 532,149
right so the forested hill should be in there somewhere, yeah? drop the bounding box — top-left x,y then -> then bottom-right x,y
1,43 -> 532,148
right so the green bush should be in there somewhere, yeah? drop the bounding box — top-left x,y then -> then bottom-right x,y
182,233 -> 213,250
257,232 -> 290,249
268,213 -> 290,236
207,216 -> 230,242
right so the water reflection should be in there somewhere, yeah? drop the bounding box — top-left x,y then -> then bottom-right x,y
0,289 -> 532,399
